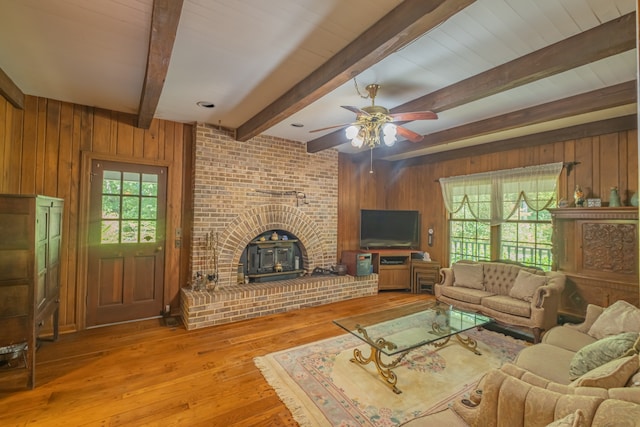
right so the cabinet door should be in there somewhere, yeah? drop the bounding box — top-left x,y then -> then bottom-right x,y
378,267 -> 411,290
35,203 -> 49,310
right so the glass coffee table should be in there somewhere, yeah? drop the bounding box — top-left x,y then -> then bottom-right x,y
333,300 -> 492,394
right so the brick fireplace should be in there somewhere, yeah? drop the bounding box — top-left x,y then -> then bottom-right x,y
180,124 -> 378,329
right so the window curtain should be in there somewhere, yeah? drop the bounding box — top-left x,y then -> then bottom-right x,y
439,162 -> 563,226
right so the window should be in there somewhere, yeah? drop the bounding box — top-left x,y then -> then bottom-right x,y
101,170 -> 159,244
440,163 -> 562,270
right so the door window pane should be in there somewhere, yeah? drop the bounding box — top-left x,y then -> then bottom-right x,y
101,221 -> 120,244
102,196 -> 120,219
141,197 -> 157,219
141,174 -> 158,196
123,172 -> 140,195
141,221 -> 156,242
121,220 -> 139,243
122,196 -> 140,220
103,171 -> 121,194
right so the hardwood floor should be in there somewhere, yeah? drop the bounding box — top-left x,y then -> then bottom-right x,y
0,292 -> 428,426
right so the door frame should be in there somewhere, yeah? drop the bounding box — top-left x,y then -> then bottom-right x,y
77,151 -> 174,330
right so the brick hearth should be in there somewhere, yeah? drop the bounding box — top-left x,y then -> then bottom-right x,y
181,274 -> 378,330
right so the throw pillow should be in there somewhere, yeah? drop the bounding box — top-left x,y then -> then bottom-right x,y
508,269 -> 547,302
570,355 -> 639,388
546,409 -> 585,427
569,332 -> 640,380
588,300 -> 640,340
452,263 -> 484,290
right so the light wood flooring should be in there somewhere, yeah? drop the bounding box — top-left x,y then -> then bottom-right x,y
0,292 -> 429,426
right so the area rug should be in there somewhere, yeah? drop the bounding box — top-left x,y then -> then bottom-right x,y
254,328 -> 526,426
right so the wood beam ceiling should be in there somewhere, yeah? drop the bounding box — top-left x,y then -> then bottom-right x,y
234,0 -> 476,142
361,80 -> 636,161
307,11 -> 636,153
0,66 -> 24,109
136,0 -> 183,129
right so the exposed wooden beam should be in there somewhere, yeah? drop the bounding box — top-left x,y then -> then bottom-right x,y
136,0 -> 184,129
0,66 -> 24,109
235,0 -> 476,142
367,80 -> 636,160
395,115 -> 637,167
307,11 -> 636,153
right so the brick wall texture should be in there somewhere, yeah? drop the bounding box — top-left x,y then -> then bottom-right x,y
191,123 -> 340,287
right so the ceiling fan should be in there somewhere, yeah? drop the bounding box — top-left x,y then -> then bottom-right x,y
310,83 -> 438,149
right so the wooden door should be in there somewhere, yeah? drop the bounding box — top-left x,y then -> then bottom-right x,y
87,160 -> 167,326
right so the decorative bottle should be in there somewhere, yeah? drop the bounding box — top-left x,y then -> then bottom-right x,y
609,187 -> 621,207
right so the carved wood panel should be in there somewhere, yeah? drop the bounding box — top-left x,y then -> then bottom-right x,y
582,222 -> 637,274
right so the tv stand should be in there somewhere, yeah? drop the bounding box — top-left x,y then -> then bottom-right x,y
342,249 -> 421,290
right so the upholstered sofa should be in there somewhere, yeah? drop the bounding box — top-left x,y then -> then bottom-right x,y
404,301 -> 640,426
435,261 -> 566,342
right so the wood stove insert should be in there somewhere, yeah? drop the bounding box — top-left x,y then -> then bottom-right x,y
243,231 -> 304,282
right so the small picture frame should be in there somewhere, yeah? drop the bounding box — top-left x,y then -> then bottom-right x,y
586,198 -> 601,207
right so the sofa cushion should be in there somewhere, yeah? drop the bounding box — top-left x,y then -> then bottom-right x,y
570,355 -> 639,389
546,409 -> 585,427
482,262 -> 539,295
591,398 -> 640,426
569,332 -> 640,380
452,263 -> 484,289
588,300 -> 640,339
439,285 -> 493,305
482,295 -> 531,318
515,343 -> 576,384
509,269 -> 547,302
542,325 -> 598,353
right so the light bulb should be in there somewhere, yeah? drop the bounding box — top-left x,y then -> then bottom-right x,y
345,125 -> 359,140
351,135 -> 364,148
383,123 -> 397,146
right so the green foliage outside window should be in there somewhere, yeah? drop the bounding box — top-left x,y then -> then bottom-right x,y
100,171 -> 159,244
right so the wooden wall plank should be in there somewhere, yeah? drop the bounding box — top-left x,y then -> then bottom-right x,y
36,98 -> 47,194
21,96 -> 38,193
0,98 -> 7,191
44,100 -> 61,196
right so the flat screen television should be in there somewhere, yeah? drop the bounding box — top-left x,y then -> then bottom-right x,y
360,209 -> 420,249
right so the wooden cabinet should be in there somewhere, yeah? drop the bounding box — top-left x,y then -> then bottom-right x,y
549,207 -> 638,317
343,249 -> 420,290
0,194 -> 63,389
410,260 -> 441,294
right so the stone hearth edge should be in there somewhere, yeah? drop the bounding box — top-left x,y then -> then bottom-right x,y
181,274 -> 379,330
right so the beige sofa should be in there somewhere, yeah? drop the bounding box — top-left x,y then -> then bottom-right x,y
404,301 -> 640,426
435,261 -> 566,342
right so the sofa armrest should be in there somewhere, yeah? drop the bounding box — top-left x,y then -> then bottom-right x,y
440,267 -> 454,286
564,304 -> 604,334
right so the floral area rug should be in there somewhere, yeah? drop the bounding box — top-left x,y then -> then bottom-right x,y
254,328 -> 525,426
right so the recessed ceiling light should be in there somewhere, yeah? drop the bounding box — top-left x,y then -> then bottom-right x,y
196,101 -> 215,109
290,123 -> 304,128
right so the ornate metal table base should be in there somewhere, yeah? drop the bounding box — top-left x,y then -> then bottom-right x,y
430,331 -> 482,355
350,324 -> 482,394
351,337 -> 409,394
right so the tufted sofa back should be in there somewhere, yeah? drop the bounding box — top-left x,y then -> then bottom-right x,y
481,262 -> 541,295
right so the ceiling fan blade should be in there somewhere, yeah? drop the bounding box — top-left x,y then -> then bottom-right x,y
309,123 -> 352,133
341,105 -> 370,116
396,126 -> 424,143
389,111 -> 438,121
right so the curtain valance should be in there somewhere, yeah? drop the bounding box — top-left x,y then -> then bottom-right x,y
439,162 -> 563,225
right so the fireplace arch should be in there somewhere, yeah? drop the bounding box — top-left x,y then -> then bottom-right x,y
217,204 -> 328,285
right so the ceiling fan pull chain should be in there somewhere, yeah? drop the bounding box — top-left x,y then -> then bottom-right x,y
369,148 -> 374,174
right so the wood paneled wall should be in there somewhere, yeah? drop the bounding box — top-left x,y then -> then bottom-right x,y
338,125 -> 638,269
0,95 -> 192,332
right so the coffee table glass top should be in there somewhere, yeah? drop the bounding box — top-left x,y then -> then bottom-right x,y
333,300 -> 492,356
